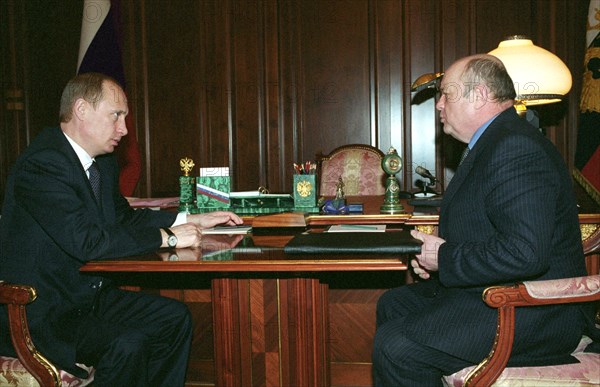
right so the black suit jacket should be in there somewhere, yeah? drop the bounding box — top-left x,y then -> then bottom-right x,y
403,108 -> 597,366
0,127 -> 177,376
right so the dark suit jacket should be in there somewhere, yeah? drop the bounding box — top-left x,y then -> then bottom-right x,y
403,108 -> 597,366
0,127 -> 177,376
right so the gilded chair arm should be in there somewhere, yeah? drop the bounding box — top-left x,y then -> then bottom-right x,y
486,275 -> 600,308
0,281 -> 61,387
0,281 -> 37,304
464,275 -> 600,387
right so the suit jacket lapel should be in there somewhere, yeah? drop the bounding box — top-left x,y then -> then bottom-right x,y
440,149 -> 474,216
95,155 -> 115,222
440,108 -> 516,220
52,128 -> 105,216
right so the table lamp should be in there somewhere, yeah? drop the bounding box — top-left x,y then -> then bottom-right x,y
488,35 -> 572,116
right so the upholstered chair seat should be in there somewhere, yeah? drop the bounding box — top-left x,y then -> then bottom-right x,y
0,281 -> 94,387
443,275 -> 600,387
0,356 -> 94,387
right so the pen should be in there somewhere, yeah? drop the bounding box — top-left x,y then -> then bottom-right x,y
293,163 -> 302,174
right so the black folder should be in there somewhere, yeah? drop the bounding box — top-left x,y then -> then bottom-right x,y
284,229 -> 422,255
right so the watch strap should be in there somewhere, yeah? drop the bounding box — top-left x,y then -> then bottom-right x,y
161,227 -> 176,238
161,227 -> 177,247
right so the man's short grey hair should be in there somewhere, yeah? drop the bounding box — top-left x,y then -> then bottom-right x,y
460,55 -> 516,102
59,72 -> 121,123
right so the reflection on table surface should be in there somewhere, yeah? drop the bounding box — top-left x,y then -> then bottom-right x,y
82,195 -> 599,274
81,228 -> 411,273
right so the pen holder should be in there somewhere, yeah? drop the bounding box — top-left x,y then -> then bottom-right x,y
293,174 -> 317,208
179,175 -> 196,213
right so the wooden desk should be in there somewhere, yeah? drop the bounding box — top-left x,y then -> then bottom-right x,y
82,227 -> 413,387
81,197 -> 600,387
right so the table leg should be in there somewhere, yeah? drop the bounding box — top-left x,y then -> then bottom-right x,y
212,277 -> 329,387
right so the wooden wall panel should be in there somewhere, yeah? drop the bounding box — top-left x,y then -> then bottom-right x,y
198,1 -> 235,174
300,1 -> 373,158
231,0 -> 263,190
141,1 -> 204,196
263,0 -> 286,192
276,1 -> 303,193
405,0 -> 440,188
1,0 -> 590,200
0,0 -> 24,206
372,0 -> 404,154
0,0 -> 82,205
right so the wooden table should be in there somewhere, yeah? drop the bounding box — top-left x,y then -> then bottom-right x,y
82,197 -> 600,387
81,221 -> 415,387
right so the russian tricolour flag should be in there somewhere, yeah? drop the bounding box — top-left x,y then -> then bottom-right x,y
78,0 -> 141,196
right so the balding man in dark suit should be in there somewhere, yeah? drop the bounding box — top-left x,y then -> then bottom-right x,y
373,55 -> 598,386
0,72 -> 242,386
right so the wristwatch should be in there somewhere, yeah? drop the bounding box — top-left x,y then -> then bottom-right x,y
162,227 -> 178,248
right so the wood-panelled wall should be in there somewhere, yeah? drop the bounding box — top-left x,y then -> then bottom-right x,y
1,0 -> 589,201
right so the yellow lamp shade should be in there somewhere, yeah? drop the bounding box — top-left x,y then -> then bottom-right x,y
489,36 -> 572,105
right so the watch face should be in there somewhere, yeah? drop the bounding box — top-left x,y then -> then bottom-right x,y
168,235 -> 178,248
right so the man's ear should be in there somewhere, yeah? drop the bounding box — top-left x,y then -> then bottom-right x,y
73,98 -> 87,121
473,85 -> 489,109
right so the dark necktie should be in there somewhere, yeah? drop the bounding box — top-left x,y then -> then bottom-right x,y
88,161 -> 102,204
459,147 -> 470,166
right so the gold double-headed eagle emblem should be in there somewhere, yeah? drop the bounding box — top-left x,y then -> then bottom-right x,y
180,157 -> 195,176
296,180 -> 313,197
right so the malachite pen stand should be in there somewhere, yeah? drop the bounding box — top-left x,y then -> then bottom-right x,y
293,174 -> 318,211
178,157 -> 196,213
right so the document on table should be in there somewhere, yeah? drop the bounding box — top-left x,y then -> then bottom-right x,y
327,224 -> 386,233
202,225 -> 252,234
284,228 -> 422,254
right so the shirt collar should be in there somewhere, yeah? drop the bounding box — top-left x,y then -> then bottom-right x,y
468,113 -> 500,150
62,131 -> 95,171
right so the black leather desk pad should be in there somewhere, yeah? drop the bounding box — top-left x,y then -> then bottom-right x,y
284,229 -> 422,255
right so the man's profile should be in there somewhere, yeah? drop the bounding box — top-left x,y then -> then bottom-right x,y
0,72 -> 242,386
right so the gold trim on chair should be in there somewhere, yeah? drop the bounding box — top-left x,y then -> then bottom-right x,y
1,282 -> 62,386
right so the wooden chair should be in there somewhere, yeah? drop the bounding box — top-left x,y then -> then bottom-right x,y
317,144 -> 386,196
443,229 -> 600,387
442,275 -> 600,387
0,281 -> 94,387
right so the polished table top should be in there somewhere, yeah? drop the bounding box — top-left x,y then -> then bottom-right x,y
80,228 -> 414,273
82,195 -> 600,274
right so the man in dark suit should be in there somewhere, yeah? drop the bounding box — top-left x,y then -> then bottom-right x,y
0,72 -> 242,386
373,55 -> 598,385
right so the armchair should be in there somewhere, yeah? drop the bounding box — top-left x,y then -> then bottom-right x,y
443,275 -> 600,386
0,281 -> 94,386
317,144 -> 386,196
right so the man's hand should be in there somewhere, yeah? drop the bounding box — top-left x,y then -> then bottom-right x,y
161,223 -> 203,248
161,212 -> 242,249
188,211 -> 243,229
410,229 -> 445,279
158,234 -> 245,259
